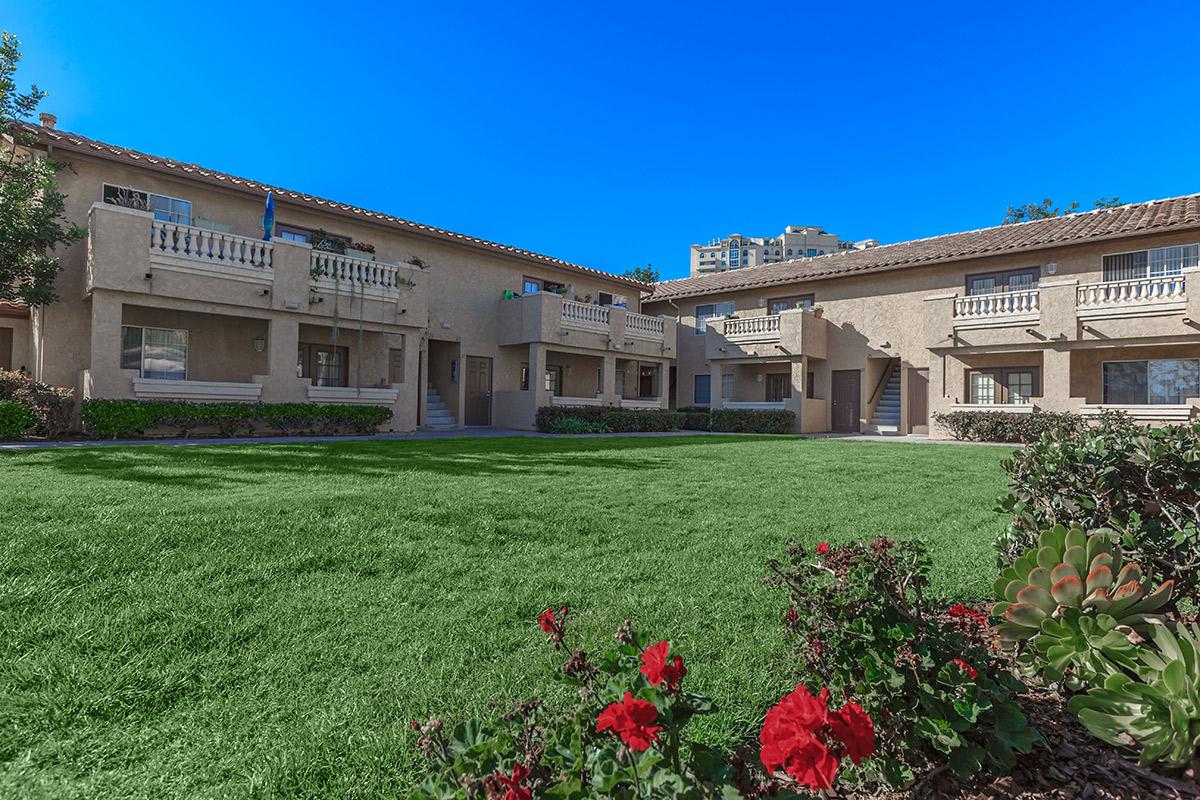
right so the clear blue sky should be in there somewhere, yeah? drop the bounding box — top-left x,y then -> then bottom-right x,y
8,2 -> 1200,280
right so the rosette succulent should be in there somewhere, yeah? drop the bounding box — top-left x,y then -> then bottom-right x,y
993,525 -> 1174,687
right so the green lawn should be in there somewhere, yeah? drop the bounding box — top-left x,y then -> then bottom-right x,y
0,435 -> 1013,799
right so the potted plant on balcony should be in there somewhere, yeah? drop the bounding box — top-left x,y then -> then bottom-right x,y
311,229 -> 346,255
811,305 -> 825,318
346,241 -> 376,261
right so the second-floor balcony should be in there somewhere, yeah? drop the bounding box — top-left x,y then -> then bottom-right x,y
499,292 -> 676,357
1075,275 -> 1187,319
952,288 -> 1040,329
706,309 -> 827,361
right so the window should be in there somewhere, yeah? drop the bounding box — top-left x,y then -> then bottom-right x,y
786,249 -> 793,256
520,363 -> 530,390
616,368 -> 626,399
523,277 -> 541,294
544,280 -> 567,295
276,224 -> 312,244
693,374 -> 711,405
103,184 -> 192,225
729,247 -> 740,267
768,294 -> 815,314
297,344 -> 348,387
806,371 -> 815,399
806,248 -> 817,257
598,292 -> 615,306
1104,359 -> 1200,404
120,326 -> 188,380
545,366 -> 563,396
1103,244 -> 1199,282
721,372 -> 733,400
967,367 -> 1040,404
388,345 -> 406,385
965,267 -> 1039,296
694,301 -> 736,333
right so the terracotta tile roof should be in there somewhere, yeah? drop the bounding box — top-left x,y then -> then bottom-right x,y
647,194 -> 1200,301
26,123 -> 649,291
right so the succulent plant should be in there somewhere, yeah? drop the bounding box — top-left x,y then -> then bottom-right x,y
1068,621 -> 1200,767
992,525 -> 1174,687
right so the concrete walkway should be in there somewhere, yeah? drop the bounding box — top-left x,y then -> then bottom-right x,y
0,428 -> 1002,451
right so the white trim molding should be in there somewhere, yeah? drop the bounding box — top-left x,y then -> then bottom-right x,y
549,395 -> 603,407
306,385 -> 400,405
619,398 -> 664,410
1079,404 -> 1195,421
132,378 -> 262,401
949,403 -> 1036,415
724,401 -> 786,410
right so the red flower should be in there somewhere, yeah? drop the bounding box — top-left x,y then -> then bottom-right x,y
949,658 -> 978,680
537,606 -> 568,649
784,605 -> 799,626
759,685 -> 839,789
597,692 -> 663,751
639,640 -> 687,693
484,762 -> 531,800
816,542 -> 831,554
948,604 -> 988,630
827,701 -> 876,765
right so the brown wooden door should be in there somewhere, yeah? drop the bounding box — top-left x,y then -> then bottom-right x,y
907,368 -> 929,431
387,347 -> 405,385
766,373 -> 790,402
464,356 -> 492,425
831,370 -> 861,432
0,328 -> 11,371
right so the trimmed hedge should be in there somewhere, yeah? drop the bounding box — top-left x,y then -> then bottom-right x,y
80,399 -> 393,438
932,410 -> 1085,443
677,406 -> 797,434
0,370 -> 74,437
0,400 -> 36,440
534,405 -> 684,433
677,405 -> 713,431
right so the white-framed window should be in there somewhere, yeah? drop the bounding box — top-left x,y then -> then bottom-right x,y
694,301 -> 736,334
1104,359 -> 1200,404
967,367 -> 1040,405
1102,244 -> 1199,282
103,183 -> 192,226
693,374 -> 711,405
969,372 -> 995,404
276,224 -> 312,243
729,247 -> 740,267
121,326 -> 188,380
721,372 -> 734,400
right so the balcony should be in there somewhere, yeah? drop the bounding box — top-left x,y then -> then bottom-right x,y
952,289 -> 1040,329
706,310 -> 827,361
1075,276 -> 1186,319
309,250 -> 412,299
149,218 -> 274,283
499,293 -> 676,357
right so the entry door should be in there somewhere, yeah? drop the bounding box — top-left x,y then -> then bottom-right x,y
908,368 -> 929,432
0,328 -> 11,370
766,373 -> 790,402
464,356 -> 492,426
831,370 -> 861,433
639,365 -> 655,398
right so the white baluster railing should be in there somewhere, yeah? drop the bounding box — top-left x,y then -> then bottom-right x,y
1076,276 -> 1186,310
561,299 -> 611,329
149,220 -> 273,270
310,251 -> 406,293
953,289 -> 1040,322
624,312 -> 665,340
724,314 -> 781,340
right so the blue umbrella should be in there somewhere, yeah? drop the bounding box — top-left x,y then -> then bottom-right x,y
262,190 -> 275,241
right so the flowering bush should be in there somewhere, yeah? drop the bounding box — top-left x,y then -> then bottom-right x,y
0,369 -> 74,436
767,538 -> 1041,788
411,609 -> 877,798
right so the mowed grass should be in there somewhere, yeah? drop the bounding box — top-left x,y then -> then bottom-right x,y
0,435 -> 1013,799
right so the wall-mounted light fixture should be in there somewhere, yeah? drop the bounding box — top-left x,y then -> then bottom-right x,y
252,336 -> 266,353
1045,261 -> 1058,275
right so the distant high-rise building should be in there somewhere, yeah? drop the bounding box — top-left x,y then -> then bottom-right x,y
689,226 -> 879,276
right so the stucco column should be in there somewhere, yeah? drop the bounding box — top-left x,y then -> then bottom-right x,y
529,342 -> 549,412
418,337 -> 429,427
1040,347 -> 1075,413
86,290 -> 128,399
656,360 -> 669,409
784,356 -> 805,432
258,316 -> 304,403
601,353 -> 619,407
709,361 -> 724,409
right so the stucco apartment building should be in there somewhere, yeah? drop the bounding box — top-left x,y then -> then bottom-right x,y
2,117 -> 676,432
646,196 -> 1200,437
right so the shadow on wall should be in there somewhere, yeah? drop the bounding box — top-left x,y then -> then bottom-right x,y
5,435 -> 788,488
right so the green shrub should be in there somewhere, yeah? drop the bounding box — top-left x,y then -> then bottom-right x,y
998,414 -> 1200,596
0,399 -> 36,440
677,405 -> 712,431
548,416 -> 612,434
534,405 -> 684,433
710,407 -> 795,433
933,410 -> 1084,443
79,399 -> 393,439
0,369 -> 74,436
768,537 -> 1040,788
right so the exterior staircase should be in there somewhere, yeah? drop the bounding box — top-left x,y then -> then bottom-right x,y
867,366 -> 902,435
425,385 -> 457,430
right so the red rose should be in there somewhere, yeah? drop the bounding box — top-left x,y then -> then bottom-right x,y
949,658 -> 978,680
759,685 -> 839,789
639,640 -> 687,693
827,701 -> 875,765
597,691 -> 663,751
484,762 -> 531,800
816,542 -> 831,554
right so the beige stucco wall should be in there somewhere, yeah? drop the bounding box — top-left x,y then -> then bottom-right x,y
647,228 -> 1200,436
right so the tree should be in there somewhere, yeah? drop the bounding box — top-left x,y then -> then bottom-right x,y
0,32 -> 85,305
1002,196 -> 1123,225
622,263 -> 659,284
